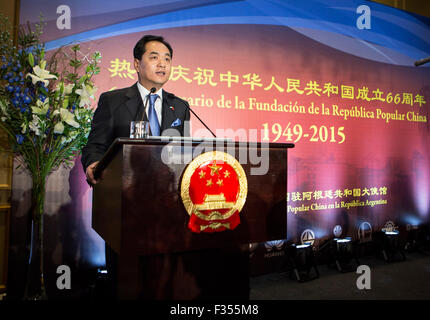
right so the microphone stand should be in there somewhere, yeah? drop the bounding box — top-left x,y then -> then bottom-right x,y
174,98 -> 217,138
187,105 -> 217,138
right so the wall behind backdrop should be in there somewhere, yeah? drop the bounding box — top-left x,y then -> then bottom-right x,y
8,0 -> 430,297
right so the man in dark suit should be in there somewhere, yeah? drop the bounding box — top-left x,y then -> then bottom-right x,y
82,34 -> 190,185
81,35 -> 190,299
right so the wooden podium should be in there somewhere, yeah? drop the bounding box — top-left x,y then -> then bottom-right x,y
92,137 -> 294,299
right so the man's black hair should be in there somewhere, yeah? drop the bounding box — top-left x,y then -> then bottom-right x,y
133,35 -> 173,60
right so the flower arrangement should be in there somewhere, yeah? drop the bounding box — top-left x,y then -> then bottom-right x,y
0,16 -> 101,298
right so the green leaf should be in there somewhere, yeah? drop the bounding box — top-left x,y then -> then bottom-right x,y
28,52 -> 34,67
78,75 -> 87,85
60,81 -> 65,94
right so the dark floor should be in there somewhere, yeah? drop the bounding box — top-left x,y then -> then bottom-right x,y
249,251 -> 430,300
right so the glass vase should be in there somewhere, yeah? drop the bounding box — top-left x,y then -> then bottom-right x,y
23,174 -> 47,300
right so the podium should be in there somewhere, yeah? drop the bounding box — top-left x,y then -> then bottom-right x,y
92,137 -> 294,299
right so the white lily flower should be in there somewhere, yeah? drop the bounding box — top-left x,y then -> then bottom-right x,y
32,98 -> 50,116
64,83 -> 74,95
37,98 -> 49,106
55,83 -> 74,95
0,100 -> 9,117
74,108 -> 80,120
75,85 -> 97,107
60,108 -> 79,128
69,130 -> 78,138
55,83 -> 63,92
54,122 -> 64,134
27,64 -> 57,87
29,115 -> 41,136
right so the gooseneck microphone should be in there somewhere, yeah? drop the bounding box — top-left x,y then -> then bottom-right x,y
171,94 -> 217,138
414,56 -> 430,67
140,87 -> 157,121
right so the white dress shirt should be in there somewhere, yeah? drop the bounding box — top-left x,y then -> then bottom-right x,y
136,82 -> 163,126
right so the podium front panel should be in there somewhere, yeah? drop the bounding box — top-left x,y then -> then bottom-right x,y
93,141 -> 289,255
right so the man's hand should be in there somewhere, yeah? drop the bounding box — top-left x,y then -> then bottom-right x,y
86,161 -> 100,185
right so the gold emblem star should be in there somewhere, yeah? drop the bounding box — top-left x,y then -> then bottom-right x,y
216,179 -> 223,186
208,162 -> 221,176
199,170 -> 206,179
206,179 -> 213,186
223,171 -> 230,178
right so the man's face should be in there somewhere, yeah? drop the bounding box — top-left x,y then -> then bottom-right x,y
134,40 -> 172,90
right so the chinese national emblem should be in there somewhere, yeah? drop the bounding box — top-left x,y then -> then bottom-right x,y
180,151 -> 248,233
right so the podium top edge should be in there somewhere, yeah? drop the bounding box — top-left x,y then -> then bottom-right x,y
114,137 -> 295,149
93,137 -> 294,180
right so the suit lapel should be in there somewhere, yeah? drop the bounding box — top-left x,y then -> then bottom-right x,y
161,90 -> 176,131
125,83 -> 146,121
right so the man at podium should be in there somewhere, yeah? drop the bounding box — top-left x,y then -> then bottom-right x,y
81,34 -> 253,300
82,34 -> 190,185
80,35 -> 193,299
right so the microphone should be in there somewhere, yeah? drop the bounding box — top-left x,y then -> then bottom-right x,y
140,87 -> 157,121
171,95 -> 217,138
414,56 -> 430,67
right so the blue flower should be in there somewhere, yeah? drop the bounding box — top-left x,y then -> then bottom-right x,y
12,98 -> 20,106
6,85 -> 14,92
16,134 -> 24,145
23,95 -> 32,104
38,94 -> 46,102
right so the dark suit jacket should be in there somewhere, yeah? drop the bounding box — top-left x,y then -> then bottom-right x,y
81,83 -> 190,172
